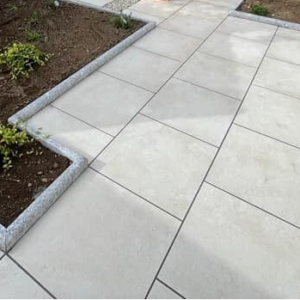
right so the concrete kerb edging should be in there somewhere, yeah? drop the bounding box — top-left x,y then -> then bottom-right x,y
230,10 -> 300,31
1,3 -> 155,253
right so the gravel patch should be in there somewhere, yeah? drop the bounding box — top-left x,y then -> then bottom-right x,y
104,0 -> 140,12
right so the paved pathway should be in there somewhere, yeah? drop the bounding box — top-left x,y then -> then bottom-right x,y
1,0 -> 300,298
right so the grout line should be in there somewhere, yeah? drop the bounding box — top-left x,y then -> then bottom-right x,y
173,77 -> 241,102
89,166 -> 183,222
265,54 -> 300,68
233,123 -> 300,151
156,278 -> 186,299
205,181 -> 300,230
49,104 -> 115,138
139,113 -> 219,148
0,253 -> 5,262
144,19 -> 279,300
7,254 -> 57,299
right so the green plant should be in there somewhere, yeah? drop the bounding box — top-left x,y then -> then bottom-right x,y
48,0 -> 59,9
0,124 -> 33,170
25,30 -> 42,42
251,4 -> 269,16
0,42 -> 51,79
111,11 -> 132,29
30,11 -> 39,25
6,3 -> 17,11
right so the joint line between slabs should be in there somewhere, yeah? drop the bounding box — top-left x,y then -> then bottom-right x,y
156,277 -> 186,299
144,22 -> 279,300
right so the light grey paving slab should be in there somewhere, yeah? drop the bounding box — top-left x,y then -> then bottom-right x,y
217,16 -> 277,44
134,28 -> 202,62
92,114 -> 216,219
159,183 -> 300,298
159,11 -> 220,39
180,1 -> 230,21
267,35 -> 300,65
124,9 -> 164,24
175,52 -> 256,100
207,125 -> 300,227
148,281 -> 182,299
129,0 -> 186,18
254,57 -> 300,100
236,85 -> 300,149
195,0 -> 242,8
53,72 -> 153,136
199,31 -> 268,67
142,78 -> 239,146
0,256 -> 50,299
29,106 -> 112,163
101,47 -> 181,92
10,169 -> 179,298
276,27 -> 300,41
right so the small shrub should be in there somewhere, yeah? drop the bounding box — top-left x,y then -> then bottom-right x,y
30,11 -> 39,25
251,4 -> 269,16
25,30 -> 42,42
111,11 -> 132,29
48,0 -> 60,9
0,42 -> 51,79
0,124 -> 33,170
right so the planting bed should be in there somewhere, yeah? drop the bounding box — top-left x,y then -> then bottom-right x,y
0,0 -> 144,228
238,0 -> 300,24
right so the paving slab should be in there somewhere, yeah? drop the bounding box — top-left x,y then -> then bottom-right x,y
159,11 -> 220,39
101,47 -> 181,92
159,183 -> 300,298
199,31 -> 268,67
29,106 -> 112,163
92,114 -> 216,219
134,28 -> 202,62
217,16 -> 277,44
236,85 -> 300,149
175,52 -> 256,100
195,0 -> 242,9
142,78 -> 239,146
267,35 -> 300,65
207,124 -> 300,227
254,57 -> 300,100
0,256 -> 50,299
276,27 -> 300,41
148,281 -> 182,299
180,1 -> 230,21
53,72 -> 153,136
10,169 -> 180,298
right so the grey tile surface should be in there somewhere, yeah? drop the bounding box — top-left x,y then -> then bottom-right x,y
236,85 -> 300,148
101,47 -> 181,92
195,0 -> 243,8
148,281 -> 182,299
200,31 -> 268,67
207,125 -> 300,227
0,257 -> 50,299
92,114 -> 216,219
175,52 -> 256,100
254,57 -> 300,100
142,78 -> 239,146
159,183 -> 300,298
217,16 -> 277,43
10,169 -> 179,298
134,28 -> 202,62
276,27 -> 300,41
53,72 -> 153,136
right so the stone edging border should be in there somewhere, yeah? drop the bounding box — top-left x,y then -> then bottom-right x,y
0,2 -> 155,253
230,8 -> 300,32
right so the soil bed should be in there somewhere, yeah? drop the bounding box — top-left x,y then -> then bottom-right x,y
0,0 -> 143,227
238,0 -> 300,24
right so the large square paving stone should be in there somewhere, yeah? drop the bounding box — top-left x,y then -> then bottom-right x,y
10,169 -> 180,298
254,57 -> 300,100
175,52 -> 256,100
159,183 -> 300,298
235,85 -> 300,148
0,256 -> 50,298
101,47 -> 181,92
29,106 -> 112,163
200,32 -> 268,67
142,78 -> 239,146
207,125 -> 300,227
276,27 -> 300,41
53,72 -> 153,136
148,281 -> 182,299
217,16 -> 276,44
134,28 -> 202,62
92,114 -> 217,219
